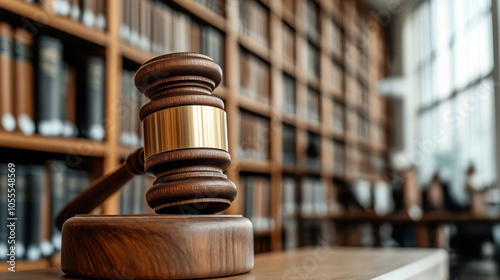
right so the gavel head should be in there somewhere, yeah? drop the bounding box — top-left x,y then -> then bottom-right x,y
135,53 -> 236,214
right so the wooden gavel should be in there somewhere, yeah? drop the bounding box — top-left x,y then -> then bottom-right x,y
56,53 -> 252,280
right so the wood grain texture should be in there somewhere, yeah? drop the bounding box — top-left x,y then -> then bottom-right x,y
60,215 -> 253,279
0,247 -> 447,280
135,53 -> 237,214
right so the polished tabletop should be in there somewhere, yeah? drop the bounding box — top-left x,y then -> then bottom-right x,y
1,247 -> 448,280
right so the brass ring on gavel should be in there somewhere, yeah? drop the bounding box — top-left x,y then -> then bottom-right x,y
142,105 -> 228,159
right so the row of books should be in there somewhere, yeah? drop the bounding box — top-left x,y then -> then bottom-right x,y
332,140 -> 346,176
331,100 -> 345,132
282,124 -> 296,165
345,41 -> 372,86
325,58 -> 344,95
283,127 -> 348,176
323,17 -> 343,60
304,42 -> 320,78
238,0 -> 269,46
283,177 -> 395,219
346,109 -> 371,140
306,88 -> 320,122
241,174 -> 273,233
304,0 -> 320,42
120,175 -> 154,215
196,0 -> 224,16
120,70 -> 146,147
347,146 -> 371,177
282,73 -> 296,115
0,162 -> 90,261
238,110 -> 269,161
281,22 -> 295,63
25,0 -> 107,31
239,49 -> 270,104
300,177 -> 340,216
305,131 -> 320,170
120,0 -> 224,67
0,23 -> 106,140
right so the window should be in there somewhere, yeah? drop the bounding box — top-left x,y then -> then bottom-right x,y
408,0 -> 496,199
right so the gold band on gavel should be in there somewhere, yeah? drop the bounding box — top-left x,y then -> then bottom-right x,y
142,105 -> 228,159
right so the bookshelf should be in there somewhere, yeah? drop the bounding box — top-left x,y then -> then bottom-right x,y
0,0 -> 389,270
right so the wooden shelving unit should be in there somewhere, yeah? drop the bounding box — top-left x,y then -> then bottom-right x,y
0,0 -> 389,270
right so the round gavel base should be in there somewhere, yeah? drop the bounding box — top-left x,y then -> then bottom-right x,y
61,215 -> 254,279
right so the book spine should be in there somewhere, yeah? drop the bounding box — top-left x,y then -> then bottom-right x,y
15,166 -> 27,260
13,28 -> 35,135
0,164 -> 8,260
120,181 -> 132,215
120,0 -> 130,42
48,161 -> 66,251
0,22 -> 15,132
38,36 -> 64,136
95,0 -> 106,31
70,0 -> 81,21
120,70 -> 130,146
85,56 -> 105,141
26,165 -> 46,261
63,66 -> 77,137
82,0 -> 96,28
132,176 -> 144,214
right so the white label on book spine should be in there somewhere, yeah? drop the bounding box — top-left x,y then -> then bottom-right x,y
1,113 -> 16,132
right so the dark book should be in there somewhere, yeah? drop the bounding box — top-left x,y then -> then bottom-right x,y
82,56 -> 105,141
282,124 -> 295,165
306,131 -> 321,170
0,164 -> 8,260
201,26 -> 223,69
120,180 -> 133,215
37,36 -> 64,136
47,161 -> 66,251
242,176 -> 253,223
120,70 -> 131,146
63,66 -> 77,137
0,22 -> 15,132
131,176 -> 145,214
283,74 -> 295,115
26,165 -> 46,261
282,22 -> 294,63
13,28 -> 35,135
16,165 -> 28,260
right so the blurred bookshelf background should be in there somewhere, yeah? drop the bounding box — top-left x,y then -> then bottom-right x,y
0,0 -> 499,278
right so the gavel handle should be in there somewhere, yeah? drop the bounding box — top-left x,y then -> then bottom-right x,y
55,148 -> 145,231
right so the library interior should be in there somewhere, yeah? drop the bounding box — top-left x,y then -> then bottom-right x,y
0,0 -> 499,279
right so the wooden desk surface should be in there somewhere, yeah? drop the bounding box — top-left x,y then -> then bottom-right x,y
0,247 -> 448,280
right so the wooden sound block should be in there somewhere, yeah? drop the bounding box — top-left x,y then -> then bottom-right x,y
61,215 -> 254,279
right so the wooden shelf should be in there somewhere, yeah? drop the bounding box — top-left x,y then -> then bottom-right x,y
239,159 -> 272,173
238,95 -> 272,118
120,43 -> 154,65
254,230 -> 272,238
238,33 -> 271,62
172,0 -> 226,32
0,132 -> 106,157
0,1 -> 107,46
